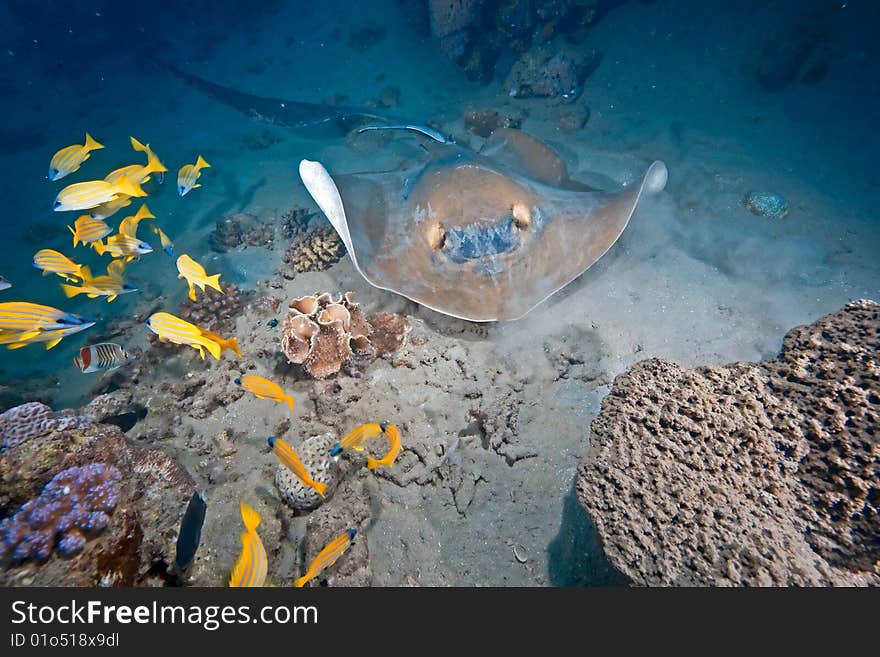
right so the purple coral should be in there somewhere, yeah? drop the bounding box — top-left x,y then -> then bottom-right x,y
0,463 -> 121,561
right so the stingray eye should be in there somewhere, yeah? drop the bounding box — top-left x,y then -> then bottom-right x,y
427,223 -> 446,251
512,203 -> 531,230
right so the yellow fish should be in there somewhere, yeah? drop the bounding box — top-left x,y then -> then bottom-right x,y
145,311 -> 234,360
367,423 -> 402,470
228,502 -> 267,588
151,224 -> 174,256
48,133 -> 103,181
235,375 -> 294,410
176,254 -> 222,302
329,422 -> 385,456
294,529 -> 357,588
198,328 -> 241,358
118,204 -> 155,239
69,215 -> 112,247
0,322 -> 95,350
33,249 -> 85,283
105,145 -> 167,187
53,176 -> 146,212
89,193 -> 133,221
92,233 -> 153,259
177,155 -> 210,196
267,437 -> 327,497
61,262 -> 137,302
0,301 -> 90,331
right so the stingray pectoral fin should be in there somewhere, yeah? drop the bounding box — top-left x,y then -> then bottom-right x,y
299,160 -> 357,262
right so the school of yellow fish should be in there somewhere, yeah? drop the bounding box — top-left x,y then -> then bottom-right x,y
2,133 -> 404,587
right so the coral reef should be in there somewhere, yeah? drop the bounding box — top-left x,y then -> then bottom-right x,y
280,206 -> 316,240
0,403 -> 93,454
275,433 -> 340,513
463,107 -> 525,138
175,283 -> 246,336
0,410 -> 195,585
281,292 -> 407,379
576,300 -> 880,586
742,191 -> 789,219
0,464 -> 121,561
282,292 -> 373,379
209,213 -> 274,252
282,227 -> 344,276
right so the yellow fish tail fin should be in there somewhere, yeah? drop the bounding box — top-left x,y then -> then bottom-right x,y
114,177 -> 146,198
293,574 -> 309,588
207,273 -> 223,294
130,136 -> 147,152
79,265 -> 93,282
84,133 -> 104,151
195,155 -> 211,170
240,502 -> 261,533
187,284 -> 197,302
225,337 -> 242,358
61,284 -> 80,298
283,394 -> 295,411
146,150 -> 168,174
135,204 -> 155,220
313,481 -> 328,498
92,240 -> 106,256
203,339 -> 222,360
366,456 -> 384,470
68,224 -> 78,247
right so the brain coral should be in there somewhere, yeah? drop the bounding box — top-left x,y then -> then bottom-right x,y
0,463 -> 121,561
275,433 -> 340,512
577,300 -> 879,586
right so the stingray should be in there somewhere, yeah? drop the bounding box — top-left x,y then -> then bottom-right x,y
160,63 -> 396,136
300,128 -> 667,322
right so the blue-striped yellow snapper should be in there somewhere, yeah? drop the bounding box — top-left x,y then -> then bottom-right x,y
92,233 -> 153,259
293,529 -> 356,588
33,249 -> 86,283
48,133 -> 103,181
145,311 -> 239,360
228,502 -> 267,588
177,155 -> 210,196
61,261 -> 137,302
176,254 -> 222,301
0,321 -> 95,350
118,204 -> 155,238
69,215 -> 112,247
329,422 -> 385,456
235,375 -> 294,410
89,193 -> 133,221
105,138 -> 167,186
151,224 -> 174,256
53,176 -> 146,212
0,301 -> 91,332
267,437 -> 327,497
73,342 -> 135,373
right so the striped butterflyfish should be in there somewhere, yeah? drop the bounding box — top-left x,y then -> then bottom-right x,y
73,342 -> 135,373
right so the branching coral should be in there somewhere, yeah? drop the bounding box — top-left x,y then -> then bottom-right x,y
282,227 -> 344,275
0,463 -> 121,561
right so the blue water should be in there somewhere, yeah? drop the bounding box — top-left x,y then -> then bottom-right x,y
1,0 -> 878,406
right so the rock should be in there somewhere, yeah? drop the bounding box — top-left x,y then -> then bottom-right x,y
209,213 -> 273,252
463,108 -> 525,138
504,46 -> 597,99
577,300 -> 880,586
81,391 -> 146,432
742,191 -> 789,219
556,103 -> 590,132
274,433 -> 340,513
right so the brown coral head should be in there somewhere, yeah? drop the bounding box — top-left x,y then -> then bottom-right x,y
289,295 -> 319,316
318,303 -> 351,331
290,315 -> 318,340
